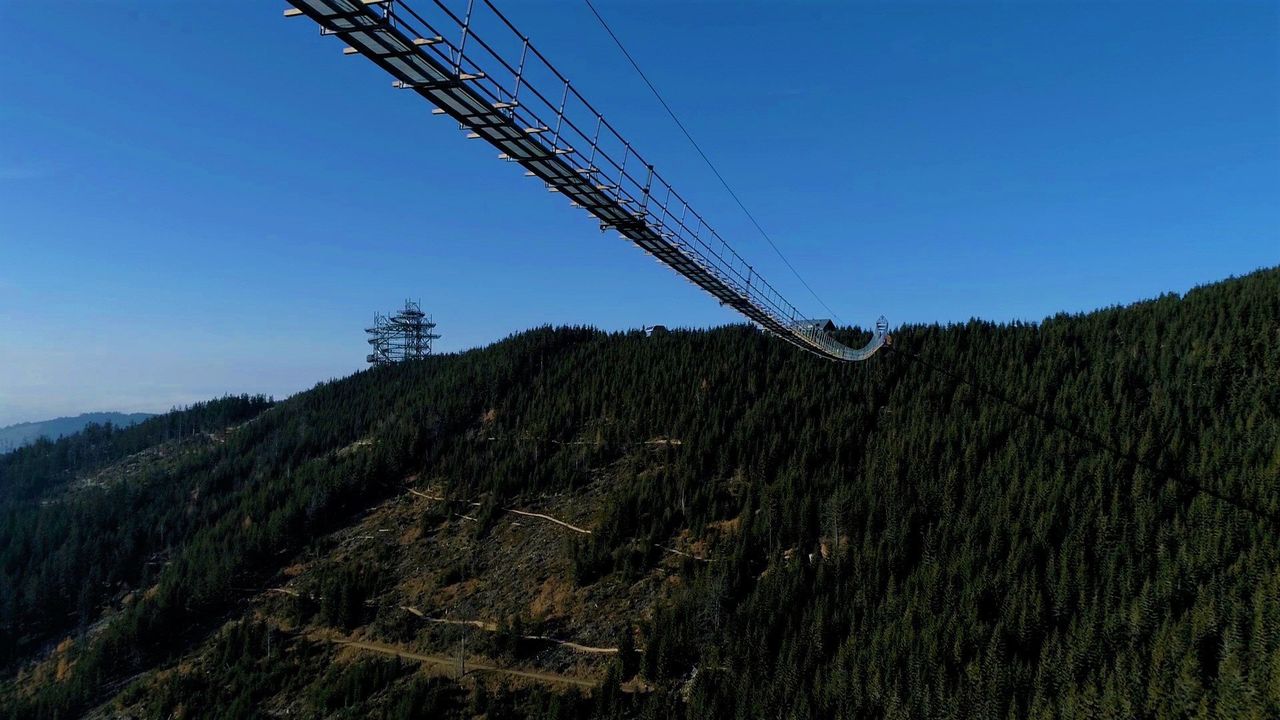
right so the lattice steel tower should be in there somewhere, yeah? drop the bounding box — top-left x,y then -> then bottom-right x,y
366,299 -> 440,364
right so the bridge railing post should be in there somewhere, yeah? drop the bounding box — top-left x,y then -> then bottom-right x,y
616,142 -> 631,203
551,79 -> 570,151
455,0 -> 476,75
585,114 -> 603,175
511,37 -> 530,111
381,0 -> 397,30
641,164 -> 654,213
655,185 -> 673,233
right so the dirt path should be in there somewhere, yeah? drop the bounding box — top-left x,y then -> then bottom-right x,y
655,544 -> 714,562
407,488 -> 592,534
400,607 -> 618,654
504,508 -> 592,535
523,635 -> 618,655
305,630 -> 598,689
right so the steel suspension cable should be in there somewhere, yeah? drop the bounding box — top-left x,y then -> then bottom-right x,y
582,0 -> 843,323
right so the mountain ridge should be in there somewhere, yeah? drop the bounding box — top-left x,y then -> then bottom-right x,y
0,412 -> 156,453
2,268 -> 1277,719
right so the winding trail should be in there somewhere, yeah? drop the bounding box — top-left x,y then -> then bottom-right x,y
400,607 -> 619,654
504,508 -> 592,535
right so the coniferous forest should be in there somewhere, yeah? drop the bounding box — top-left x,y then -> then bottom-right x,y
1,268 -> 1277,719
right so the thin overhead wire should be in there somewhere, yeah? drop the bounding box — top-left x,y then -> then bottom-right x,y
582,0 -> 843,324
886,344 -> 1280,529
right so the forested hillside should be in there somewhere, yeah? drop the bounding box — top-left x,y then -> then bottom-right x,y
2,268 -> 1277,719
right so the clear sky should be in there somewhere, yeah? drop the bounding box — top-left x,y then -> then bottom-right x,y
0,0 -> 1276,425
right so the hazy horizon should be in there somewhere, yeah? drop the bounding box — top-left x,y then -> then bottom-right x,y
2,266 -> 1271,427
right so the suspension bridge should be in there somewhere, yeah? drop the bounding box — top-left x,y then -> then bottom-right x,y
283,0 -> 888,362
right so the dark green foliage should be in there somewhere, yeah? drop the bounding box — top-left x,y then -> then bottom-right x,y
386,676 -> 466,719
310,656 -> 412,712
0,396 -> 271,504
617,626 -> 639,680
0,395 -> 272,667
494,614 -> 524,661
113,620 -> 316,720
3,270 -> 1279,719
317,564 -> 378,631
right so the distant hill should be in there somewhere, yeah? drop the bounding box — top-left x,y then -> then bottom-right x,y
0,412 -> 156,453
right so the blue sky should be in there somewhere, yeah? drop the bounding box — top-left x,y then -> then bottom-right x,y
0,0 -> 1276,425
